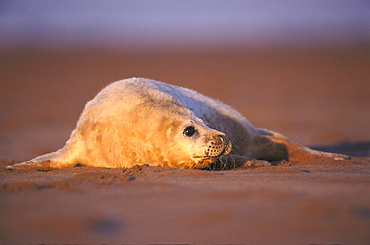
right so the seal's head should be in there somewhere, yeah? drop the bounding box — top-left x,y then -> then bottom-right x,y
175,118 -> 232,168
134,101 -> 232,169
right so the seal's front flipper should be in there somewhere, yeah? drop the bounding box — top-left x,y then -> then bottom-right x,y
6,160 -> 57,171
6,150 -> 75,171
208,154 -> 271,170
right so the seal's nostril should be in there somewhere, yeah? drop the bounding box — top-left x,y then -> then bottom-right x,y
218,135 -> 226,142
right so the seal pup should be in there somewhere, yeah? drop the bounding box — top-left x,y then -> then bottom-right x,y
7,77 -> 347,170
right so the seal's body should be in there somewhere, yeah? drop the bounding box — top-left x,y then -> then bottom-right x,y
7,78 -> 346,170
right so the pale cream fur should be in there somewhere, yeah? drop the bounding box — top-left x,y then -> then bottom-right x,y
7,77 -> 347,171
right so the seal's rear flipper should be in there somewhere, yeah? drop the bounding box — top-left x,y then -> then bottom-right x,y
6,150 -> 76,171
255,128 -> 349,162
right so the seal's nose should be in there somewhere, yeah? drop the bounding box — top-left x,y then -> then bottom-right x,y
218,135 -> 227,142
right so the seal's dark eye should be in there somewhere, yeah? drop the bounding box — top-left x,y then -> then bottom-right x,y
183,126 -> 196,137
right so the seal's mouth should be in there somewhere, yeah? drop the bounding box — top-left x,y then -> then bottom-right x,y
189,134 -> 232,169
204,135 -> 232,157
192,135 -> 232,165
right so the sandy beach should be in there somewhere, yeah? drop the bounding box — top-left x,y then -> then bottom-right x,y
1,46 -> 369,243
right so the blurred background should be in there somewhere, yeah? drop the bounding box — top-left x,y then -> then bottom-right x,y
1,0 -> 369,49
1,0 -> 369,162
